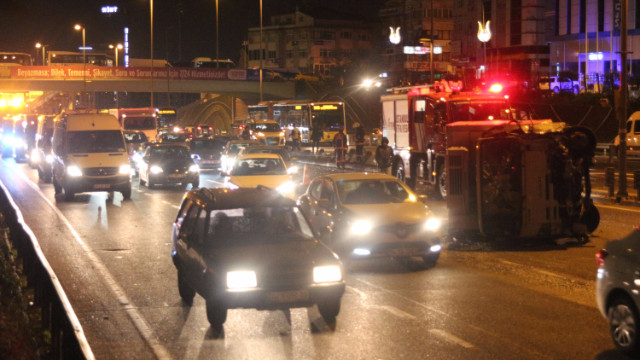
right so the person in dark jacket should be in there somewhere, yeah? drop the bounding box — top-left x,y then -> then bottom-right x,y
333,126 -> 348,169
375,137 -> 394,174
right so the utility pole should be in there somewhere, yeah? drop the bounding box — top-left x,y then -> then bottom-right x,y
430,0 -> 434,83
617,0 -> 629,201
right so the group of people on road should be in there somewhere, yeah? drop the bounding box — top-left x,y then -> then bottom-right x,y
331,123 -> 393,174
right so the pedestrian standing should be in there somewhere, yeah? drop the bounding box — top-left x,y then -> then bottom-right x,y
311,125 -> 324,154
290,127 -> 301,151
354,122 -> 365,163
333,126 -> 348,169
241,126 -> 251,140
375,137 -> 394,174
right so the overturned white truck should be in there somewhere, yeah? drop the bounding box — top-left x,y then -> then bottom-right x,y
446,119 -> 599,243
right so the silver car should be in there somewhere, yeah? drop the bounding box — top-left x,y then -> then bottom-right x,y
596,226 -> 640,356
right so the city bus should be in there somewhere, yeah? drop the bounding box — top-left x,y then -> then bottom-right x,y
0,52 -> 33,66
248,100 -> 346,143
47,51 -> 114,66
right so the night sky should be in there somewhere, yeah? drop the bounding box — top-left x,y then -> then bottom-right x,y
1,0 -> 386,64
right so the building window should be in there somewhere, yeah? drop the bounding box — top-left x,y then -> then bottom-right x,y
598,0 -> 604,32
268,51 -> 276,59
340,31 -> 351,39
510,0 -> 522,45
320,49 -> 329,57
566,0 -> 571,34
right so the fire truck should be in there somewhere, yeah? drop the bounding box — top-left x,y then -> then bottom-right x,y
381,81 -> 514,198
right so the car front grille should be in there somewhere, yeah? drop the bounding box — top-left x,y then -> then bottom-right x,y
378,222 -> 423,238
84,167 -> 119,176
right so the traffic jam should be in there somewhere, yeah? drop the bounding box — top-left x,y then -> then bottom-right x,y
2,80 -> 639,359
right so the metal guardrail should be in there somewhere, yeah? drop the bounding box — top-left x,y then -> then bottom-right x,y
0,181 -> 94,360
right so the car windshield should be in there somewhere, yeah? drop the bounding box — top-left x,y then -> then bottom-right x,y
337,179 -> 413,204
150,146 -> 191,159
449,100 -> 511,121
247,149 -> 290,162
124,132 -> 148,144
123,116 -> 156,130
250,123 -> 281,132
191,139 -> 225,151
230,157 -> 286,176
205,206 -> 314,247
161,134 -> 189,142
227,143 -> 253,155
67,130 -> 126,153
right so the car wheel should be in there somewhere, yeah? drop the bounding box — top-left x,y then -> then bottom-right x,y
206,299 -> 228,332
191,180 -> 199,188
553,86 -> 560,93
422,252 -> 440,268
120,186 -> 132,200
64,187 -> 75,201
573,85 -> 580,94
437,165 -> 447,200
53,178 -> 62,194
317,299 -> 341,326
608,296 -> 640,355
177,269 -> 195,305
37,167 -> 43,180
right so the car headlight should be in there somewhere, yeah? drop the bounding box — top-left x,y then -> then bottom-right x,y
424,218 -> 441,232
350,220 -> 372,235
150,165 -> 164,174
227,270 -> 257,290
189,164 -> 200,173
66,165 -> 82,177
287,165 -> 299,174
276,180 -> 295,196
30,149 -> 40,163
191,154 -> 201,160
257,132 -> 265,137
119,164 -> 131,175
45,154 -> 54,163
430,244 -> 442,252
313,265 -> 342,283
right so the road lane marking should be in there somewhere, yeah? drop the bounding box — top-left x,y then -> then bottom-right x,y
595,203 -> 640,213
348,285 -> 415,319
429,329 -> 475,349
206,179 -> 224,186
17,172 -> 173,360
162,200 -> 180,209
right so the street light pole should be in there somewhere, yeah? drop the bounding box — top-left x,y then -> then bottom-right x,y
110,44 -> 123,109
74,25 -> 87,107
150,0 -> 154,109
617,0 -> 629,201
35,43 -> 46,65
430,0 -> 434,83
259,0 -> 263,102
216,0 -> 219,67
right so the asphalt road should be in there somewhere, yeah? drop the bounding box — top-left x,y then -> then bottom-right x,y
0,157 -> 639,360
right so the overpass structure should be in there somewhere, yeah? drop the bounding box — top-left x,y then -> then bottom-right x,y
0,66 -> 296,100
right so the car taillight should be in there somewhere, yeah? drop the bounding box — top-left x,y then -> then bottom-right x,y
596,249 -> 608,267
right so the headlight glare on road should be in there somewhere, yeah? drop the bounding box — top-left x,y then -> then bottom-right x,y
119,164 -> 131,175
66,165 -> 82,177
189,164 -> 200,173
424,218 -> 441,231
350,220 -> 372,235
313,265 -> 342,283
227,271 -> 257,290
150,165 -> 163,174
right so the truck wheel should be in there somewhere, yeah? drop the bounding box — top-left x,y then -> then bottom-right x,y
437,166 -> 447,200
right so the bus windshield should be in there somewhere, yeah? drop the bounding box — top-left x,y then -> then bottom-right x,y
0,53 -> 32,65
310,103 -> 344,130
124,116 -> 156,130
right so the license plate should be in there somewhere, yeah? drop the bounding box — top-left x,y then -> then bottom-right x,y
267,289 -> 309,303
94,184 -> 111,189
389,248 -> 414,256
168,174 -> 184,179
